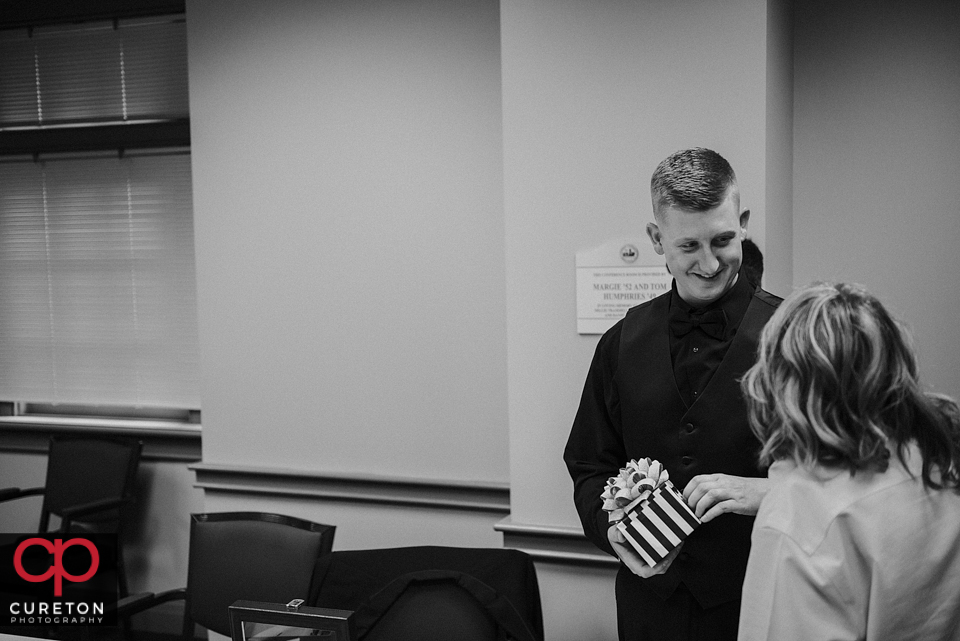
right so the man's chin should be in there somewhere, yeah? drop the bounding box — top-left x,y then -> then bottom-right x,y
680,279 -> 731,306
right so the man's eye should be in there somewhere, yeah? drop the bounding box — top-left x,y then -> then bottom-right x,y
681,243 -> 697,251
715,238 -> 732,247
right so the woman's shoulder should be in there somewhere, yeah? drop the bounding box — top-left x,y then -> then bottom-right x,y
756,455 -> 940,555
756,461 -> 838,545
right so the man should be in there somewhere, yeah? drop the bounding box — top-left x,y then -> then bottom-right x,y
563,148 -> 781,641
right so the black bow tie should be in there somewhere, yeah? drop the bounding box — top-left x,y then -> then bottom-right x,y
669,307 -> 728,340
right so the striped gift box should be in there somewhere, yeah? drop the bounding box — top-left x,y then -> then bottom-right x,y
616,480 -> 701,566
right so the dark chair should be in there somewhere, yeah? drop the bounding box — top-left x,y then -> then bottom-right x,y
309,546 -> 544,641
0,434 -> 143,596
115,511 -> 336,640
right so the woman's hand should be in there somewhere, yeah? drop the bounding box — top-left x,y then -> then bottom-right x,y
683,474 -> 769,523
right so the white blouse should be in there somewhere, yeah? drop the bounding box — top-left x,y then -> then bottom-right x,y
738,443 -> 960,641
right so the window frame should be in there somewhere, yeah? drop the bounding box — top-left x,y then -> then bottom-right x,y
0,3 -> 198,457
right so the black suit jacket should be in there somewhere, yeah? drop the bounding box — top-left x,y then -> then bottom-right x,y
309,546 -> 544,641
564,285 -> 781,609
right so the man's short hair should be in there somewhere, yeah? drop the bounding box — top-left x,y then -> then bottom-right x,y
650,148 -> 737,220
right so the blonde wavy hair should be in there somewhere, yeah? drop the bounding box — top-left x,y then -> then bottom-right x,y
741,282 -> 960,489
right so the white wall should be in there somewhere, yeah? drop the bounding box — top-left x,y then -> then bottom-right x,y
500,0 -> 779,531
123,460 -> 204,592
764,0 -> 794,295
793,0 -> 960,398
200,491 -> 504,551
187,0 -> 509,483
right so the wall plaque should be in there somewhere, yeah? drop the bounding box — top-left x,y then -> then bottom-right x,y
576,238 -> 671,335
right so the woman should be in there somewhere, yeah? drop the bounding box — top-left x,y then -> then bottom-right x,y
737,282 -> 960,641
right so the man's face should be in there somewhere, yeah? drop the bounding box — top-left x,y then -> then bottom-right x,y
646,188 -> 748,307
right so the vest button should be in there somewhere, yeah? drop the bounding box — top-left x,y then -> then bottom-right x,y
684,422 -> 695,433
682,456 -> 695,466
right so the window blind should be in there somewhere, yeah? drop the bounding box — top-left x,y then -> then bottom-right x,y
0,150 -> 200,409
0,13 -> 198,413
0,16 -> 188,128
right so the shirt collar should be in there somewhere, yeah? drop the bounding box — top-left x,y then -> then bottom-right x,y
669,270 -> 754,339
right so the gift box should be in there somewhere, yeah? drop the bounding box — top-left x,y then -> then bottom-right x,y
616,480 -> 701,566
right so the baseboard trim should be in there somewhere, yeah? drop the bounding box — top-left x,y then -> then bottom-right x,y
190,462 -> 511,514
495,517 -> 619,567
189,464 -> 618,567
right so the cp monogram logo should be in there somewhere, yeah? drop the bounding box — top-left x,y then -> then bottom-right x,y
13,538 -> 100,596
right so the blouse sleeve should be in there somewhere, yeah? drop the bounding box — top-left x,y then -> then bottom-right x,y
737,525 -> 861,641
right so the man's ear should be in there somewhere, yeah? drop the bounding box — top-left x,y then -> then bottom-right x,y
739,209 -> 751,237
646,222 -> 664,255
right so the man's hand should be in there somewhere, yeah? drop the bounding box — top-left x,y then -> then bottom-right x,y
682,474 -> 769,523
607,523 -> 681,577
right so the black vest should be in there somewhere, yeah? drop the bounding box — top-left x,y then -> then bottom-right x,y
616,287 -> 781,608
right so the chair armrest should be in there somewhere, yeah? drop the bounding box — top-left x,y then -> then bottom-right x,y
112,587 -> 187,620
0,486 -> 45,503
57,496 -> 132,531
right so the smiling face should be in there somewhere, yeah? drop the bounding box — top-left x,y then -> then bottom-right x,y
646,187 -> 749,307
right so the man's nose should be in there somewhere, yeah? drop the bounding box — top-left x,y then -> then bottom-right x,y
699,249 -> 720,274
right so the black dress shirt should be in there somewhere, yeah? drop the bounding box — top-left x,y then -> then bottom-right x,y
669,272 -> 754,408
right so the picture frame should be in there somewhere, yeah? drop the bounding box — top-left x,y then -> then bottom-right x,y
229,599 -> 356,641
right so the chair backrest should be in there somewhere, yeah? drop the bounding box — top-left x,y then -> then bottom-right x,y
310,546 -> 544,641
185,512 -> 337,637
362,579 -> 498,641
41,435 -> 143,531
